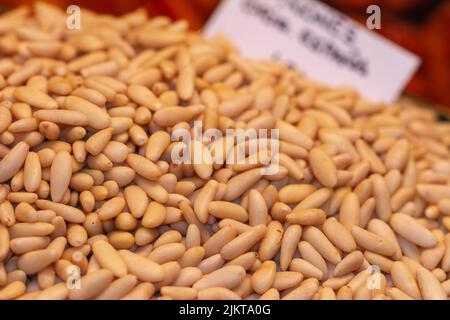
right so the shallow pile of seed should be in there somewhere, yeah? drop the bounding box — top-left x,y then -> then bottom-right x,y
0,3 -> 450,300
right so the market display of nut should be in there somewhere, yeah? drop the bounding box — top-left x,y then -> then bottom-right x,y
0,2 -> 450,300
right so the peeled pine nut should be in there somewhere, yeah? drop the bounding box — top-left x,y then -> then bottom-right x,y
289,258 -> 323,280
390,213 -> 437,248
92,240 -> 127,278
193,265 -> 245,290
50,150 -> 72,202
302,226 -> 341,264
351,226 -> 396,257
309,147 -> 337,188
14,86 -> 57,110
69,269 -> 114,300
416,267 -> 447,300
286,208 -> 326,226
280,225 -> 302,271
0,141 -> 29,183
0,4 -> 448,301
118,250 -> 164,282
220,225 -> 266,260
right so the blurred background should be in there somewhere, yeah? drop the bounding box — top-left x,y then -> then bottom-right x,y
1,0 -> 449,108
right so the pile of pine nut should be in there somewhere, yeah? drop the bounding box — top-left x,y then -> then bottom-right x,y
0,3 -> 450,300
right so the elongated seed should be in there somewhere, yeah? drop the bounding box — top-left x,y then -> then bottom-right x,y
92,240 -> 127,278
220,225 -> 266,260
0,142 -> 29,183
390,213 -> 437,248
50,151 -> 72,202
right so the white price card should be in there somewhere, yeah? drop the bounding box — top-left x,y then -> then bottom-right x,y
204,0 -> 421,103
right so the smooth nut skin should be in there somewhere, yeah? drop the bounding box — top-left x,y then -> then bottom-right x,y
0,3 -> 448,301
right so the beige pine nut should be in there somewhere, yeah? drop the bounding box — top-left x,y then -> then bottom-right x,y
272,272 -> 303,291
390,213 -> 437,248
173,267 -> 203,287
207,201 -> 249,223
23,152 -> 41,193
193,180 -> 218,223
95,274 -> 138,300
142,201 -> 166,228
248,189 -> 268,226
197,287 -> 241,300
127,153 -> 161,181
438,199 -> 450,216
289,258 -> 323,280
65,224 -> 86,248
119,250 -> 164,282
185,225 -> 201,249
359,198 -> 376,228
336,286 -> 353,300
0,141 -> 29,183
416,184 -> 450,204
15,202 -> 38,222
0,281 -> 26,300
367,219 -> 402,260
303,226 -> 341,264
322,218 -> 356,253
220,224 -> 266,260
121,282 -> 155,300
202,225 -> 236,258
391,187 -> 414,212
178,246 -> 205,268
226,252 -> 259,271
390,261 -> 421,299
355,139 -> 385,174
333,251 -> 364,277
16,248 -> 57,275
277,119 -> 313,150
13,86 -> 57,109
69,269 -> 113,300
9,237 -> 50,255
286,208 -> 326,226
148,243 -> 185,264
35,199 -> 85,223
85,128 -> 113,156
259,221 -> 283,261
319,287 -> 337,300
218,93 -> 253,118
372,174 -> 392,221
351,226 -> 396,256
153,106 -> 194,127
309,147 -> 337,188
386,287 -> 414,300
293,188 -> 331,211
91,240 -> 128,278
7,61 -> 41,86
223,168 -> 262,201
50,150 -> 72,203
279,153 -> 304,180
416,267 -> 447,300
278,184 -> 316,204
9,222 -> 54,238
64,96 -> 111,130
193,265 -> 245,290
384,139 -> 409,171
251,260 -> 276,294
280,224 -> 302,271
339,192 -> 360,229
282,278 -> 319,300
0,224 -> 9,261
35,282 -> 69,300
37,266 -> 55,289
0,6 -> 448,301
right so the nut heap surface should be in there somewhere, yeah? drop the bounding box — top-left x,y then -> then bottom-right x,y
0,2 -> 450,300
